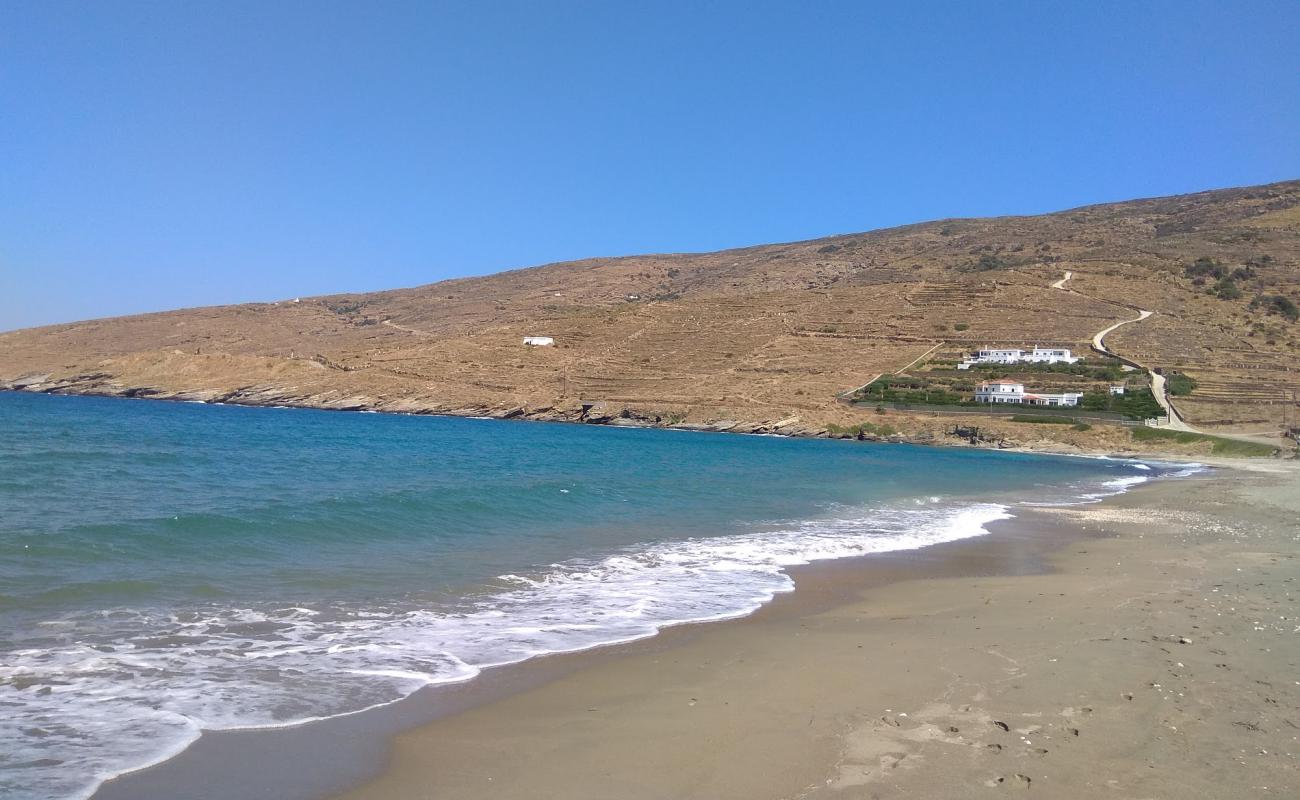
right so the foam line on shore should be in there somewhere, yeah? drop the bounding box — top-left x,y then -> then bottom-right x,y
5,463 -> 1186,800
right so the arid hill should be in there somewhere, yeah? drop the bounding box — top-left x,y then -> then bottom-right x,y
3,180 -> 1299,449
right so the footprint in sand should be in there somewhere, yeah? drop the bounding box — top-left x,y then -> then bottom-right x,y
984,774 -> 1032,788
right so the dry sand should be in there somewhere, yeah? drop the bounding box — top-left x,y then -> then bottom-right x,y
332,462 -> 1300,800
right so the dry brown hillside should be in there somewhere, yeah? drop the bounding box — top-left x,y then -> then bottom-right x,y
3,180 -> 1299,445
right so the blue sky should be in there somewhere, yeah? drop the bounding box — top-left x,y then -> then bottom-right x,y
3,1 -> 1298,330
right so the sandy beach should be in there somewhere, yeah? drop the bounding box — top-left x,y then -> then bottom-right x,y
320,460 -> 1299,800
86,455 -> 1300,800
8,10 -> 1298,800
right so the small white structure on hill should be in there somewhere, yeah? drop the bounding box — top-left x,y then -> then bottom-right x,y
1109,384 -> 1126,395
957,346 -> 1080,369
522,336 -> 555,347
974,379 -> 1082,407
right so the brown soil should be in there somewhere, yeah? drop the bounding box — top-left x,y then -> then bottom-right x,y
3,180 -> 1298,452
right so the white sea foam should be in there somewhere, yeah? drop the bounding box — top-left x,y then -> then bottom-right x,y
1021,459 -> 1205,506
2,459 -> 1202,800
1,499 -> 1011,800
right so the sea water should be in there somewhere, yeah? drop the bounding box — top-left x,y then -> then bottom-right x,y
0,392 -> 1193,799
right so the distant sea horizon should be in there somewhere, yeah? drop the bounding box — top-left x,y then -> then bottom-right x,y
0,391 -> 1199,799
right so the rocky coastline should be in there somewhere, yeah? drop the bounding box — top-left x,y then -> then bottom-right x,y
0,371 -> 1254,458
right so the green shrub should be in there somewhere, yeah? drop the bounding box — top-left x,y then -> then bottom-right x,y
1131,427 -> 1276,457
1080,391 -> 1109,411
1185,257 -> 1227,280
970,254 -> 1011,271
327,301 -> 364,315
1072,423 -> 1092,432
953,323 -> 970,331
1213,278 -> 1243,300
1257,294 -> 1300,322
1165,373 -> 1197,396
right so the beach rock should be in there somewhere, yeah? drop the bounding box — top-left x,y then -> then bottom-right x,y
5,373 -> 52,390
171,390 -> 221,402
607,418 -> 648,427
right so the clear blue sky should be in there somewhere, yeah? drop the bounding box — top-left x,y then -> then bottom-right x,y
3,1 -> 1298,330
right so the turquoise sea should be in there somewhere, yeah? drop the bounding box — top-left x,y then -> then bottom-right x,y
0,392 -> 1197,799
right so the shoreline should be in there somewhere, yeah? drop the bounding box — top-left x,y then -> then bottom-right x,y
328,462 -> 1298,800
0,388 -> 1269,463
87,468 -> 1239,800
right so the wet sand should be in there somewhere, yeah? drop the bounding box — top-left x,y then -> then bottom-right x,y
330,462 -> 1299,800
94,460 -> 1300,799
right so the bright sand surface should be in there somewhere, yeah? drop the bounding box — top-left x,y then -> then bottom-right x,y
328,460 -> 1300,800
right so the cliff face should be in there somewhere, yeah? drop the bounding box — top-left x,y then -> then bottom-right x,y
3,180 -> 1299,441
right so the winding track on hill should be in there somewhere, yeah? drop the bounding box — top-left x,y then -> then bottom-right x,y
381,319 -> 431,336
1090,309 -> 1153,355
1049,270 -> 1073,290
1085,304 -> 1283,446
1056,275 -> 1196,432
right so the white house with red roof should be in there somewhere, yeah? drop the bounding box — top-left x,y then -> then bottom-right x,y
974,379 -> 1083,407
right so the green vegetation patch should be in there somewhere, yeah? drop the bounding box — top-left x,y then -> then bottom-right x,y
1165,372 -> 1197,396
1185,257 -> 1259,301
326,300 -> 365,315
967,254 -> 1013,271
1131,427 -> 1277,457
1212,278 -> 1243,300
953,361 -> 1126,381
1010,415 -> 1077,425
1251,294 -> 1299,322
826,421 -> 897,438
858,376 -> 969,406
1081,388 -> 1163,420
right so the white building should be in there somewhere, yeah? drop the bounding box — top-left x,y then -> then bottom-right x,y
1109,384 -> 1126,395
522,336 -> 555,347
974,379 -> 1083,407
957,346 -> 1081,369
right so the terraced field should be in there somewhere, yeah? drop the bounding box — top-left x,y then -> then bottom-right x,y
2,179 -> 1298,437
